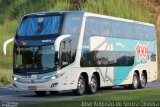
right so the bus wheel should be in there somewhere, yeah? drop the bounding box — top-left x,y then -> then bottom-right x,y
73,75 -> 86,95
124,85 -> 130,89
35,91 -> 46,96
50,91 -> 59,95
87,74 -> 98,94
131,73 -> 139,89
139,73 -> 147,88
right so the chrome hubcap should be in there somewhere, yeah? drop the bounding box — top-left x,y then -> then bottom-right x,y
90,78 -> 97,92
141,75 -> 146,87
78,79 -> 85,94
133,76 -> 138,88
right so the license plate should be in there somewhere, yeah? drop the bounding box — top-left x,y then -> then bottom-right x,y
31,75 -> 37,79
28,86 -> 37,90
37,74 -> 44,79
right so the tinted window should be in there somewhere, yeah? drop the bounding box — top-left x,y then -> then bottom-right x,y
118,52 -> 134,66
60,37 -> 78,68
144,26 -> 156,40
123,22 -> 134,39
81,51 -> 134,67
112,20 -> 124,38
134,24 -> 145,40
71,38 -> 79,50
80,51 -> 96,67
99,18 -> 112,37
95,51 -> 109,66
62,14 -> 83,35
60,39 -> 71,49
61,50 -> 71,67
84,17 -> 156,41
107,51 -> 119,66
100,51 -> 109,65
150,54 -> 156,62
84,17 -> 99,38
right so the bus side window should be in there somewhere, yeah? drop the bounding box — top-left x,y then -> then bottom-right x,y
80,51 -> 96,67
134,24 -> 145,40
61,50 -> 71,67
60,38 -> 78,68
60,39 -> 71,67
62,15 -> 83,35
118,52 -> 134,66
99,18 -> 112,37
107,51 -> 119,66
123,22 -> 134,39
150,54 -> 156,62
84,17 -> 99,38
112,20 -> 124,38
144,26 -> 156,41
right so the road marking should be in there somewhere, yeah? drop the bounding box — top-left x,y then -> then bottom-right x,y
0,86 -> 13,90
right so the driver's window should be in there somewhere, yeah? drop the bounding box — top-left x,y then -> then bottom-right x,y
61,50 -> 71,67
60,38 -> 78,68
60,39 -> 71,68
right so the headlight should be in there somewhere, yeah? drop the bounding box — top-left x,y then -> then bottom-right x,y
13,77 -> 17,81
51,72 -> 64,80
12,75 -> 21,81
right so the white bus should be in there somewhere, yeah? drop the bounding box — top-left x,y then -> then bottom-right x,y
4,11 -> 157,96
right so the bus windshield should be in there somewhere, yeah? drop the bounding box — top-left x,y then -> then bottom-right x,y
17,15 -> 62,36
14,44 -> 58,71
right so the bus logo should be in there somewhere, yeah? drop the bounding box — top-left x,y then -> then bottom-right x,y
135,42 -> 149,62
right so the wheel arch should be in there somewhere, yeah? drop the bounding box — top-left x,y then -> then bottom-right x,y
142,70 -> 147,83
93,72 -> 100,88
134,70 -> 140,78
80,72 -> 89,85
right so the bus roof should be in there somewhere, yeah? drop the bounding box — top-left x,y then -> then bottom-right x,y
23,11 -> 154,27
24,11 -> 84,17
84,12 -> 155,27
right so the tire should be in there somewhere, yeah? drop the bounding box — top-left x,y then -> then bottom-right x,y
130,73 -> 140,89
50,91 -> 59,95
100,86 -> 112,90
87,74 -> 98,94
73,75 -> 86,95
124,85 -> 130,89
35,91 -> 46,96
139,73 -> 147,88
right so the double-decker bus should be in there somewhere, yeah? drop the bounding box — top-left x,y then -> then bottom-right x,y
3,11 -> 157,96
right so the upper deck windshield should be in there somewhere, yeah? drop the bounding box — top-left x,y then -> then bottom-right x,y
17,15 -> 62,36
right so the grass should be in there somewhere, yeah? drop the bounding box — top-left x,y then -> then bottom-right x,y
19,88 -> 160,107
0,69 -> 12,86
80,0 -> 156,23
48,0 -> 71,11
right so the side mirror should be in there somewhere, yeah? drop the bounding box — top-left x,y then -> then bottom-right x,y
2,38 -> 14,55
54,34 -> 71,52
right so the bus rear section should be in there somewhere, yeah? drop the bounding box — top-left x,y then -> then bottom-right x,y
78,13 -> 157,94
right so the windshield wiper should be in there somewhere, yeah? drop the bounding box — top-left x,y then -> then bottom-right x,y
42,67 -> 55,71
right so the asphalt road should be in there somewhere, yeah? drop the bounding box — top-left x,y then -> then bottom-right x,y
0,81 -> 160,106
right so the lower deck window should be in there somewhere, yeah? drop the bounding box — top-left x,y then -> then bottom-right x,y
80,51 -> 134,67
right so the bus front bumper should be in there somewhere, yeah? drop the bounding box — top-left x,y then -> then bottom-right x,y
13,79 -> 61,91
